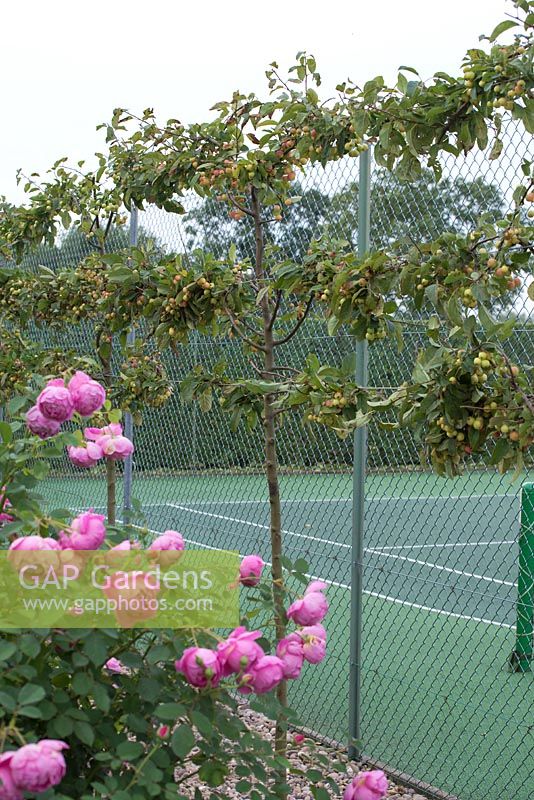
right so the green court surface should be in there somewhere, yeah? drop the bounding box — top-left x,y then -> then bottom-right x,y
40,470 -> 534,800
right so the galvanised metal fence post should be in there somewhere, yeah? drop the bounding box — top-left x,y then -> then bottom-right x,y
123,204 -> 139,517
348,148 -> 371,759
510,482 -> 534,672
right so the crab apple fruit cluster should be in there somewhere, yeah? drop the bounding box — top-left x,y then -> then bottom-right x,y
307,389 -> 350,425
117,351 -> 172,416
459,37 -> 532,113
424,348 -> 532,475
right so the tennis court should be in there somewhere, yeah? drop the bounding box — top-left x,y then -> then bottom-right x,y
42,469 -> 534,800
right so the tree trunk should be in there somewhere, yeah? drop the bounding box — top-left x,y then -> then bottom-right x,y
98,325 -> 115,525
106,458 -> 116,525
250,188 -> 287,758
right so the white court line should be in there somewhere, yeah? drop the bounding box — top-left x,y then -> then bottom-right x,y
139,499 -> 351,506
303,572 -> 513,629
365,548 -> 516,587
161,503 -> 511,588
368,493 -> 518,502
165,503 -> 351,550
361,590 -> 513,629
122,522 -> 513,630
373,539 -> 516,552
139,492 -> 517,507
118,521 -> 224,553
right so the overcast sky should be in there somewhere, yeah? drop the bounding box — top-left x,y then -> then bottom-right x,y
1,0 -> 509,203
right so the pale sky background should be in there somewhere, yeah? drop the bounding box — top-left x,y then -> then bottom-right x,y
1,0 -> 510,203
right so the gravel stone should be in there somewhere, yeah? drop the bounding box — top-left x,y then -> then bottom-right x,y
174,699 -> 427,798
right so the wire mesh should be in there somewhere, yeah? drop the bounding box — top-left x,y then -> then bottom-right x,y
11,117 -> 534,800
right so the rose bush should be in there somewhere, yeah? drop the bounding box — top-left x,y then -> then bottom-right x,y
0,383 -> 347,799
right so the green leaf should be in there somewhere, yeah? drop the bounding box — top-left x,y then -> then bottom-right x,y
446,297 -> 463,326
74,720 -> 95,746
18,684 -> 46,706
92,683 -> 111,713
489,137 -> 503,161
293,558 -> 309,573
83,633 -> 109,666
155,702 -> 186,721
49,715 -> 74,737
0,692 -> 16,712
478,304 -> 496,335
71,672 -> 92,696
397,72 -> 408,94
311,787 -> 331,800
528,283 -> 534,302
116,741 -> 144,761
198,760 -> 228,787
18,705 -> 43,718
171,724 -> 196,759
490,437 -> 511,465
0,641 -> 17,661
0,423 -> 13,444
7,396 -> 27,415
190,710 -> 212,738
489,19 -> 518,41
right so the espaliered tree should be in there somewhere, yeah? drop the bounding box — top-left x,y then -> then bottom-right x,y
0,0 -> 533,763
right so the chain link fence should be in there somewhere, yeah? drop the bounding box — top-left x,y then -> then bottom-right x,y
11,118 -> 534,800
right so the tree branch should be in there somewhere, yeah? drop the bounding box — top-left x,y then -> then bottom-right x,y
273,295 -> 314,346
228,192 -> 255,218
267,290 -> 283,331
224,307 -> 267,352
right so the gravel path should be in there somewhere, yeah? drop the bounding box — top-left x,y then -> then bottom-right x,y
175,700 -> 427,799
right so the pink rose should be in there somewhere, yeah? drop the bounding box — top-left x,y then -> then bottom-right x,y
298,624 -> 327,664
287,583 -> 329,626
157,725 -> 169,739
299,623 -> 326,639
217,627 -> 264,675
104,657 -> 127,674
276,634 -> 304,679
305,581 -> 328,594
68,371 -> 92,394
176,647 -> 222,688
102,571 -> 160,628
302,635 -> 326,664
85,423 -> 122,439
10,740 -> 68,794
99,434 -> 134,460
0,753 -> 22,800
9,536 -> 60,552
239,554 -> 264,586
149,530 -> 185,551
85,423 -> 134,461
238,655 -> 285,695
67,441 -> 103,468
37,380 -> 74,423
26,405 -> 61,439
293,733 -> 305,745
343,770 -> 388,800
68,371 -> 106,416
58,510 -> 106,550
8,536 -> 61,577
